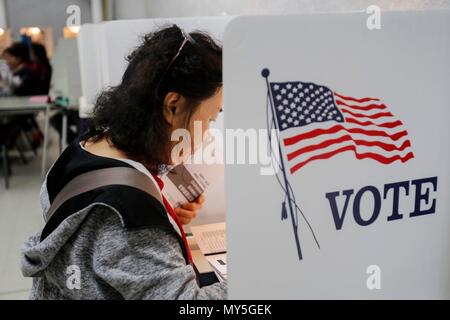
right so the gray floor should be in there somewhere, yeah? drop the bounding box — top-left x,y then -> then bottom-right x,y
0,130 -> 59,300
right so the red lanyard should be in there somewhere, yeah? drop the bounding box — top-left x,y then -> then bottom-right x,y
152,174 -> 193,263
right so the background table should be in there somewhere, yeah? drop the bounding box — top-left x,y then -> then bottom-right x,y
0,97 -> 54,182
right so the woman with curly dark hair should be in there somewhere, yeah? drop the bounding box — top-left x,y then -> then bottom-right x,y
21,25 -> 226,299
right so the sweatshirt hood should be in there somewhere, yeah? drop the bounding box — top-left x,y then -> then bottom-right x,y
21,139 -> 132,277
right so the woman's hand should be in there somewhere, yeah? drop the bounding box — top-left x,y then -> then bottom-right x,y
174,194 -> 205,225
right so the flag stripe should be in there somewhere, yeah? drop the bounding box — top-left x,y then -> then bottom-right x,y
333,92 -> 380,103
286,138 -> 413,172
289,144 -> 414,174
340,108 -> 394,119
284,124 -> 408,146
335,99 -> 387,111
286,134 -> 412,161
344,117 -> 403,129
285,131 -> 411,154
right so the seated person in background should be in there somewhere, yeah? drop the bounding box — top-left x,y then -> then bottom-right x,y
2,42 -> 46,149
2,42 -> 38,96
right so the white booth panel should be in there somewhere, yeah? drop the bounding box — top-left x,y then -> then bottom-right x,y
77,23 -> 107,117
224,10 -> 450,299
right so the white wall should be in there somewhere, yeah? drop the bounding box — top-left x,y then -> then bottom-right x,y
4,0 -> 92,44
115,0 -> 450,19
0,0 -> 7,28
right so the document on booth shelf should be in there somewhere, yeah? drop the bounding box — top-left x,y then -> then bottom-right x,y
190,222 -> 226,256
191,222 -> 227,282
206,253 -> 227,281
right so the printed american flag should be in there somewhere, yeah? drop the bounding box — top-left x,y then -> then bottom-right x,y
269,81 -> 414,174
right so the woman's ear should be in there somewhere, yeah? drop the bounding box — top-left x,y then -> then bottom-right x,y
163,92 -> 182,124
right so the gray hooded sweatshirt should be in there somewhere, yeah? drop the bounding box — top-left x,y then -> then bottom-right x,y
20,139 -> 227,300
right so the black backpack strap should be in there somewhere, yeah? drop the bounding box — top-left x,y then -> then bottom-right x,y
44,167 -> 163,222
40,167 -> 190,264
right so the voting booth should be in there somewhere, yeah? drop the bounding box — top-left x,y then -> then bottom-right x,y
76,10 -> 450,298
224,10 -> 450,299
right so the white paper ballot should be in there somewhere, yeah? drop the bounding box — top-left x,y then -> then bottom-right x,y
160,134 -> 224,209
206,253 -> 227,281
190,222 -> 226,255
161,162 -> 223,208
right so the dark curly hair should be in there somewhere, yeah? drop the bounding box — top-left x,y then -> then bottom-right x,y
83,24 -> 222,173
3,42 -> 31,63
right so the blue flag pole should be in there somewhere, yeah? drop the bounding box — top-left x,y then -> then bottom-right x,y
262,68 -> 303,261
